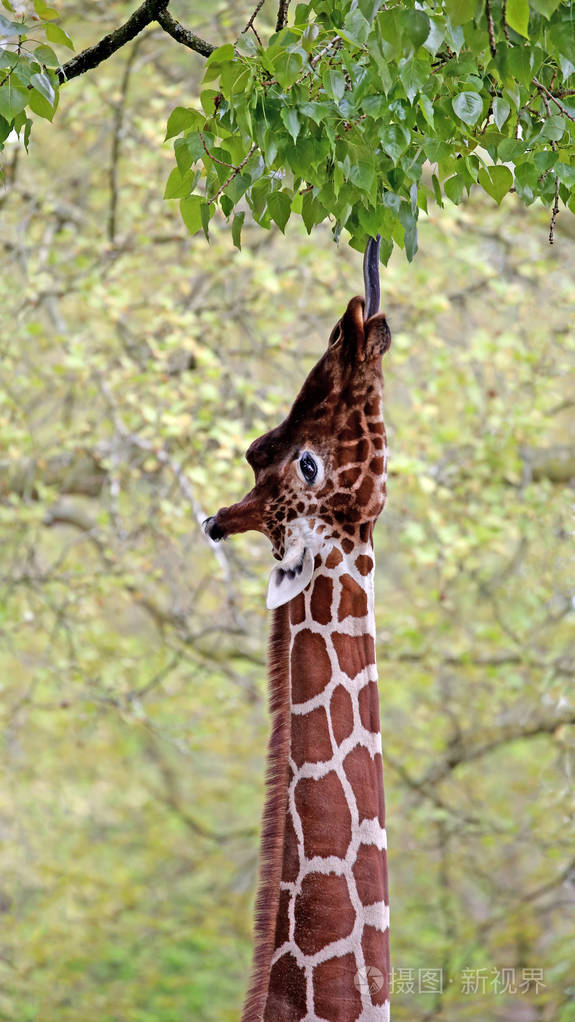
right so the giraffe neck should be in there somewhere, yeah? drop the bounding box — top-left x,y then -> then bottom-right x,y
243,538 -> 390,1022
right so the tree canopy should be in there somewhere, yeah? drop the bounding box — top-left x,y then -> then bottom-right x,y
1,4 -> 574,1022
1,0 -> 575,259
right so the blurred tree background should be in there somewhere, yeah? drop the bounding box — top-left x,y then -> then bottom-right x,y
1,2 -> 574,1021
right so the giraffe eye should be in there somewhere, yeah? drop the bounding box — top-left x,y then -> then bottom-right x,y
298,451 -> 318,485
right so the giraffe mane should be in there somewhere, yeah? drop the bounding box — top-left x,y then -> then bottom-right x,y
241,603 -> 291,1022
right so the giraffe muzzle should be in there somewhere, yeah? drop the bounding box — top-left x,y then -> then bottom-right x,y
203,490 -> 265,542
203,515 -> 226,542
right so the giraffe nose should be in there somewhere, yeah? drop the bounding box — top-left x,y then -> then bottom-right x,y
203,516 -> 226,542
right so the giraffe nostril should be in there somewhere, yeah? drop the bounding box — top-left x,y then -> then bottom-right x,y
203,516 -> 225,542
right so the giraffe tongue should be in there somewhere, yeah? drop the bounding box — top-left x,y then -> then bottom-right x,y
266,546 -> 314,610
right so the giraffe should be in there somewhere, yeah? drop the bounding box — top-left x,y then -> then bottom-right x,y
204,238 -> 391,1022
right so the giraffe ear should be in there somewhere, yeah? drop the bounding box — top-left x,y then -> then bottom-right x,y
266,546 -> 314,610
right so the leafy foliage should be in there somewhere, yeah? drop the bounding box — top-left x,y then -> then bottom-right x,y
2,1 -> 575,261
0,0 -> 70,155
1,4 -> 575,1022
165,0 -> 575,259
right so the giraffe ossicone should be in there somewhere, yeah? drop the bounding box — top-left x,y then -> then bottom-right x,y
205,279 -> 391,1022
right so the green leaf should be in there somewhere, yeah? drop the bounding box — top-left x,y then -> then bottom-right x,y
399,58 -> 429,103
327,69 -> 346,101
28,86 -> 57,120
506,0 -> 529,37
29,70 -> 55,104
174,132 -> 205,174
541,115 -> 565,141
350,158 -> 375,192
268,189 -> 292,232
477,165 -> 513,204
529,0 -> 561,16
341,9 -> 370,46
225,172 -> 251,204
280,106 -> 300,142
498,137 -> 525,161
555,162 -> 575,187
274,51 -> 303,88
418,94 -> 435,128
206,43 -> 235,66
0,80 -> 28,120
33,0 -> 58,18
45,23 -> 74,49
493,97 -> 511,131
444,174 -> 466,204
452,91 -> 483,126
445,0 -> 478,25
164,166 -> 198,200
301,191 -> 325,233
165,107 -> 203,141
398,9 -> 431,48
432,172 -> 443,207
200,201 -> 211,240
232,211 -> 245,249
180,195 -> 203,235
0,13 -> 29,34
33,44 -> 60,66
379,123 -> 410,162
220,194 -> 233,217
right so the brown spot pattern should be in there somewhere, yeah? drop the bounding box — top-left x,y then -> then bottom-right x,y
313,953 -> 362,1021
352,843 -> 386,907
274,889 -> 291,948
265,953 -> 307,1021
291,630 -> 331,703
357,476 -> 374,505
309,574 -> 333,626
330,685 -> 354,746
374,752 -> 386,828
339,465 -> 362,488
338,573 -> 369,620
290,705 -> 332,768
332,632 -> 375,679
325,546 -> 343,568
361,926 -> 390,1004
358,680 -> 381,733
355,554 -> 373,576
294,772 -> 351,859
294,874 -> 355,956
289,591 -> 306,626
343,745 -> 381,824
282,810 -> 300,883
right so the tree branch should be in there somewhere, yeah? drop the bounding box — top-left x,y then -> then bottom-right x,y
276,0 -> 291,31
533,77 -> 575,123
57,0 -> 169,84
155,7 -> 215,56
420,709 -> 575,787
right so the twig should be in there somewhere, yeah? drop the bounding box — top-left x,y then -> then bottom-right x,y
242,0 -> 266,44
501,0 -> 510,43
485,0 -> 497,58
276,0 -> 291,31
209,144 -> 257,205
96,377 -> 232,581
533,77 -> 575,123
155,7 -> 215,56
549,175 -> 560,244
57,0 -> 170,84
108,38 -> 142,243
199,130 -> 236,168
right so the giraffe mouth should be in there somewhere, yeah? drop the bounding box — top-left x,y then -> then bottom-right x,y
266,545 -> 314,610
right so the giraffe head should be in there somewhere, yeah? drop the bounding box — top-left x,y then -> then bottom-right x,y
204,286 -> 391,609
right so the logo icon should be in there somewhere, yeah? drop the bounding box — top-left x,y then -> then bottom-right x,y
354,965 -> 384,995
